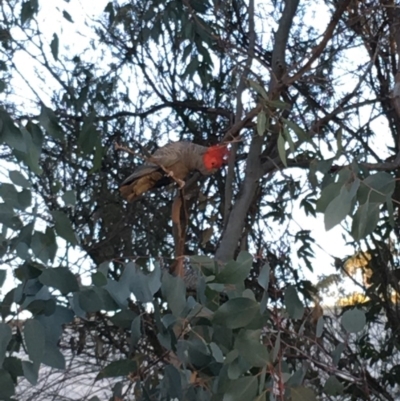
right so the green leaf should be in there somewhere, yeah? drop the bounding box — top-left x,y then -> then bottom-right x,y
0,369 -> 15,399
284,285 -> 304,320
227,356 -> 249,380
336,128 -> 343,156
341,309 -> 366,333
22,360 -> 38,385
9,170 -> 30,188
17,188 -> 31,210
24,319 -> 45,367
387,195 -> 395,227
358,172 -> 395,204
284,119 -> 312,145
277,132 -> 287,167
332,343 -> 344,366
324,375 -> 344,396
317,169 -> 351,213
184,58 -> 199,78
110,310 -> 137,329
291,386 -> 317,401
3,357 -> 23,381
286,368 -> 306,387
78,288 -> 103,313
51,211 -> 78,245
0,323 -> 11,366
234,330 -> 270,367
253,393 -> 266,401
21,0 -> 37,25
190,255 -> 216,273
36,305 -> 74,345
266,99 -> 289,109
257,112 -> 267,136
216,251 -> 253,284
39,267 -> 79,294
39,106 -> 64,140
78,114 -> 100,154
283,125 -> 295,154
213,298 -> 259,329
272,332 -> 280,362
223,376 -> 258,401
50,33 -> 59,60
62,10 -> 74,22
31,228 -> 57,263
316,316 -> 324,338
130,315 -> 142,350
0,108 -> 25,152
96,359 -> 137,380
17,124 -> 43,174
324,178 -> 359,231
42,344 -> 65,369
189,0 -> 209,13
209,342 -> 224,363
161,272 -> 186,317
0,270 -> 6,288
257,263 -> 270,291
247,80 -> 268,99
129,263 -> 161,303
0,183 -> 18,204
62,190 -> 76,207
351,201 -> 380,241
1,289 -> 15,320
92,271 -> 107,287
164,365 -> 182,399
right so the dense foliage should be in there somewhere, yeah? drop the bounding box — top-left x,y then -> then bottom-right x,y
1,0 -> 400,400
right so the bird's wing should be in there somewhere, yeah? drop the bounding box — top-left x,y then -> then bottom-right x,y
148,142 -> 183,166
120,163 -> 160,186
120,142 -> 184,187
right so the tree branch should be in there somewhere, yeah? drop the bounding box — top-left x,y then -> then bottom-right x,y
283,0 -> 352,87
224,0 -> 256,224
216,0 -> 300,262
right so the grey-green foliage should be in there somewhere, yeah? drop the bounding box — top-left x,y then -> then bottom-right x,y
0,0 -> 399,400
318,169 -> 395,239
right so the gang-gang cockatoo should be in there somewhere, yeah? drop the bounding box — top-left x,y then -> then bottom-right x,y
119,141 -> 229,202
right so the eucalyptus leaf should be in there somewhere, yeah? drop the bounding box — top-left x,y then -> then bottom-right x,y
213,298 -> 259,329
324,375 -> 344,396
0,369 -> 15,399
291,386 -> 317,401
277,132 -> 287,167
24,319 -> 45,368
39,267 -> 79,294
223,376 -> 258,401
50,33 -> 59,60
9,170 -> 30,188
96,359 -> 137,380
0,323 -> 11,366
257,111 -> 267,136
51,211 -> 78,245
284,286 -> 304,320
341,309 -> 366,333
324,178 -> 359,231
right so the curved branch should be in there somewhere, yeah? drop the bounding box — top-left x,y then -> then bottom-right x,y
224,0 -> 256,223
216,0 -> 300,262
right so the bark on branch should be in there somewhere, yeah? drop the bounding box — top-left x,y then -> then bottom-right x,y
216,0 -> 300,263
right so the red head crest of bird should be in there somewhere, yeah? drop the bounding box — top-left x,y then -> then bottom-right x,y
202,144 -> 230,170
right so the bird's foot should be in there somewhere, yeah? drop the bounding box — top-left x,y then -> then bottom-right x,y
166,170 -> 185,189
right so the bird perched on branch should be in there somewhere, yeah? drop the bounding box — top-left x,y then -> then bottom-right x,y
119,141 -> 229,202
